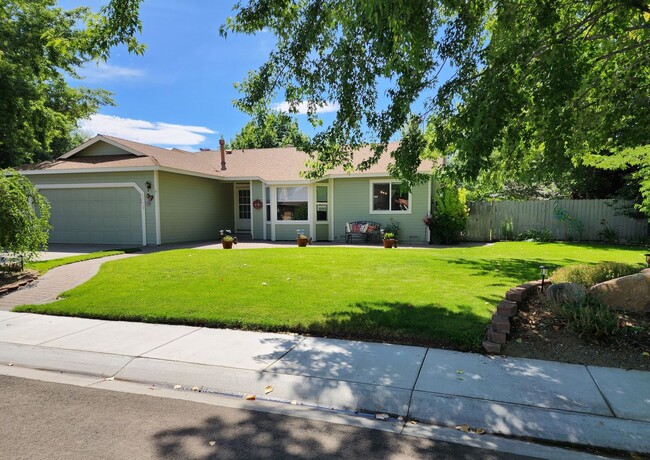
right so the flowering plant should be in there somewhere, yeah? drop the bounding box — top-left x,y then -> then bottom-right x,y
219,229 -> 236,243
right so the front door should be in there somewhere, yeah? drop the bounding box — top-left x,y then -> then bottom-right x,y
235,185 -> 251,232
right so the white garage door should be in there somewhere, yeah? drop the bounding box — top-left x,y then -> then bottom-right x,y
41,187 -> 144,245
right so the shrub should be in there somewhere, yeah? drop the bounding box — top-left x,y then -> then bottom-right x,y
549,296 -> 620,342
597,221 -> 620,243
428,185 -> 468,245
501,217 -> 514,241
0,169 -> 51,261
552,262 -> 640,287
516,228 -> 554,242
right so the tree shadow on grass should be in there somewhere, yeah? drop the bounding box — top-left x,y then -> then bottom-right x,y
301,301 -> 489,351
444,257 -> 565,283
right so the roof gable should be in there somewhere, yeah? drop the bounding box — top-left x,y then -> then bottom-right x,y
58,135 -> 148,159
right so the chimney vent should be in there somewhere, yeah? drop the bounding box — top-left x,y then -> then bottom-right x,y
219,139 -> 226,171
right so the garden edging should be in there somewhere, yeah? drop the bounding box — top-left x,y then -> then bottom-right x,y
483,279 -> 552,353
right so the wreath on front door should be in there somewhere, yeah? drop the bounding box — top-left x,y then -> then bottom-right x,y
252,199 -> 263,210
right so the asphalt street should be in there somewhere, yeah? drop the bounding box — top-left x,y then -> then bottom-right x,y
0,375 -> 538,460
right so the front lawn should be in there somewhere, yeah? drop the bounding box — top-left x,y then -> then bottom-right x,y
15,242 -> 644,350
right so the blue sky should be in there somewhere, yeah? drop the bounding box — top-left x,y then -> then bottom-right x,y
60,0 -> 340,150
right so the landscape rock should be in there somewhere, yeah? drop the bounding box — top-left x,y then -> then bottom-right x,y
545,283 -> 587,306
589,270 -> 650,313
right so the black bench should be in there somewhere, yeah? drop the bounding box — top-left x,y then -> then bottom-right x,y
344,221 -> 382,243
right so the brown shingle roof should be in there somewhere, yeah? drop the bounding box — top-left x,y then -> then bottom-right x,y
19,135 -> 436,181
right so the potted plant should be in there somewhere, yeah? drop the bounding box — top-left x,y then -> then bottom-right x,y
296,229 -> 312,247
220,229 -> 237,249
382,232 -> 397,248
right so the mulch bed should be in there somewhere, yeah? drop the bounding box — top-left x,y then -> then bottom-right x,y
503,295 -> 650,371
0,270 -> 39,296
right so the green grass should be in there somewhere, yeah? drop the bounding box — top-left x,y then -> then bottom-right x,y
26,248 -> 140,274
15,242 -> 645,350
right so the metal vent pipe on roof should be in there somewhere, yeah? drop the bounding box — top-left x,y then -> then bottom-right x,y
219,139 -> 226,170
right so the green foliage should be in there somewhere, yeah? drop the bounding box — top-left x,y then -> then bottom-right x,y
382,232 -> 395,240
549,296 -> 620,343
0,0 -> 143,167
597,221 -> 620,243
500,218 -> 514,241
584,146 -> 650,219
517,228 -> 554,242
221,2 -> 650,212
383,219 -> 400,237
429,185 -> 468,245
0,169 -> 51,260
230,112 -> 309,149
551,262 -> 640,287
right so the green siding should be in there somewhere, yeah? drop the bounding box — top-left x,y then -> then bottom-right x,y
315,224 -> 329,241
27,171 -> 155,245
332,177 -> 432,243
75,142 -> 134,157
275,224 -> 309,241
251,181 -> 265,239
159,172 -> 233,244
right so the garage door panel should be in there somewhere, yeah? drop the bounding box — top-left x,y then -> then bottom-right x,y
41,187 -> 143,245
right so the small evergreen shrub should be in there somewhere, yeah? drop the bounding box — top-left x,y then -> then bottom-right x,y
429,186 -> 469,245
552,262 -> 640,287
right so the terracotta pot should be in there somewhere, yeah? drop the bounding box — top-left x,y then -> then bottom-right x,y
383,239 -> 395,248
222,240 -> 234,249
297,237 -> 311,247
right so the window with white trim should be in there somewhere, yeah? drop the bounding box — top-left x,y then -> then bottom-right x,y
371,181 -> 411,213
277,186 -> 308,221
316,185 -> 328,221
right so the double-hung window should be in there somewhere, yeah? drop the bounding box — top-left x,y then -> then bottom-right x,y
370,181 -> 411,213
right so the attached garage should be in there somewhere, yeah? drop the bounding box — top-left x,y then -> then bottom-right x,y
38,184 -> 146,245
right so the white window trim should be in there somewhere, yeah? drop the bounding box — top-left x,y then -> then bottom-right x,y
275,185 -> 309,225
368,180 -> 413,215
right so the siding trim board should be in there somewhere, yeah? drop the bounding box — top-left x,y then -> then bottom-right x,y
154,170 -> 162,245
35,182 -> 147,246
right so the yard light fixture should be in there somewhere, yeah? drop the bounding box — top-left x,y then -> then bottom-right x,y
540,265 -> 548,292
645,254 -> 650,268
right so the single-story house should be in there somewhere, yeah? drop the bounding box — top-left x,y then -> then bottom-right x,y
18,135 -> 436,245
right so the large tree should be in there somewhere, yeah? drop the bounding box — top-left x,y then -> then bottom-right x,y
0,0 -> 144,168
230,112 -> 308,149
222,1 -> 650,215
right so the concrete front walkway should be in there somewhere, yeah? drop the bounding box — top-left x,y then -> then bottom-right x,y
0,310 -> 648,455
0,254 -> 136,311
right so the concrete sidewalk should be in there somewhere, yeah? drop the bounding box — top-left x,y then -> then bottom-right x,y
0,311 -> 648,455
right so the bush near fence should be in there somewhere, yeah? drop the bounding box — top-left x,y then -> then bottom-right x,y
463,199 -> 648,243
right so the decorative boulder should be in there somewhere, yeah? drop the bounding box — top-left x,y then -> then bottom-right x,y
545,283 -> 587,306
589,269 -> 650,313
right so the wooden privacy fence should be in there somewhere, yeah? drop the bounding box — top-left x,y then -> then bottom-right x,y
463,199 -> 648,242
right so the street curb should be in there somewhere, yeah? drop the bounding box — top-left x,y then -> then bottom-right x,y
2,342 -> 649,455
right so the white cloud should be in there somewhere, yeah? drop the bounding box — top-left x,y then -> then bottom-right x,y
271,101 -> 339,115
79,114 -> 216,146
80,62 -> 145,80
